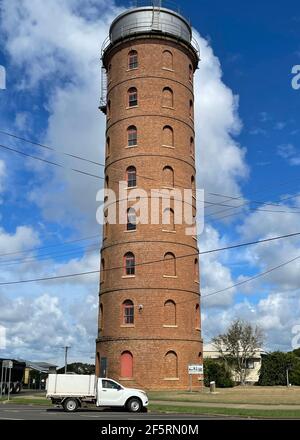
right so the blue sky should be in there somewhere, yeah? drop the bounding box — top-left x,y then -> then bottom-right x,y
0,0 -> 300,365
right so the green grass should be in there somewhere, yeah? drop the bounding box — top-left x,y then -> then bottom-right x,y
149,404 -> 300,419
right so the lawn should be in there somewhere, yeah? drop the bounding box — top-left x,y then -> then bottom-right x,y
148,386 -> 300,405
149,404 -> 300,419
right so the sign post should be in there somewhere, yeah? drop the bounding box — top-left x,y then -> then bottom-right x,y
188,364 -> 204,393
1,360 -> 13,400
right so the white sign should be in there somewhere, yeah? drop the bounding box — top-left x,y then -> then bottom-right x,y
188,364 -> 203,375
2,360 -> 13,369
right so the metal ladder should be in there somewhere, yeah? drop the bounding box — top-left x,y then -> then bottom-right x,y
152,0 -> 161,31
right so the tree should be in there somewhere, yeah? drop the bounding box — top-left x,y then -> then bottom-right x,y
204,358 -> 234,388
258,352 -> 300,386
57,363 -> 95,375
212,320 -> 264,385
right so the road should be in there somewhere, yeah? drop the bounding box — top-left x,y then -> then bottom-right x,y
0,404 -> 238,420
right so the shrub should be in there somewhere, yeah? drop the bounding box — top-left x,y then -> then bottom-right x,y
204,358 -> 234,388
258,352 -> 300,386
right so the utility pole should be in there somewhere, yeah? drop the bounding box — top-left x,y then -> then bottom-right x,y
286,367 -> 290,387
62,346 -> 71,374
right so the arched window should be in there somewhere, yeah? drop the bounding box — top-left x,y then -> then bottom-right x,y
164,252 -> 176,277
106,137 -> 110,157
189,64 -> 193,82
164,351 -> 178,378
99,303 -> 104,330
126,166 -> 137,188
128,87 -> 138,107
191,175 -> 196,192
164,300 -> 176,326
128,50 -> 138,70
127,207 -> 137,231
190,137 -> 195,157
189,100 -> 194,119
195,304 -> 200,329
104,221 -> 108,239
127,126 -> 137,147
194,258 -> 199,282
105,175 -> 109,188
162,208 -> 175,231
122,300 -> 134,324
101,258 -> 105,283
163,166 -> 174,187
107,100 -> 111,118
124,252 -> 135,276
162,87 -> 174,108
163,50 -> 173,70
121,351 -> 133,378
163,126 -> 174,147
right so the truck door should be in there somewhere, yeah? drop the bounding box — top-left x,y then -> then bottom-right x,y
97,379 -> 124,406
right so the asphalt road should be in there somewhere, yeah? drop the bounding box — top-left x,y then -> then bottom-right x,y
0,404 -> 236,420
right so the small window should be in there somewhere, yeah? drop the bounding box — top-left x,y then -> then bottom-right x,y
195,304 -> 200,329
122,300 -> 134,324
163,50 -> 173,70
164,300 -> 176,326
126,166 -> 137,188
191,175 -> 196,192
194,258 -> 199,282
164,252 -> 176,277
164,351 -> 178,378
162,87 -> 174,108
163,208 -> 175,231
101,258 -> 105,283
128,50 -> 138,70
163,166 -> 174,187
124,252 -> 135,276
106,137 -> 110,157
190,137 -> 195,157
163,126 -> 174,147
127,126 -> 137,147
246,359 -> 255,369
105,176 -> 109,188
107,100 -> 111,118
99,303 -> 103,330
128,87 -> 138,107
189,64 -> 193,82
127,207 -> 137,231
189,100 -> 194,119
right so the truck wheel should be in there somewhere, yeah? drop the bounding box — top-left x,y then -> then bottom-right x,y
63,398 -> 79,413
127,397 -> 142,413
14,383 -> 21,394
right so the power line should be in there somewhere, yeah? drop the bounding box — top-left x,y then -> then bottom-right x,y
0,143 -> 103,180
0,231 -> 299,286
0,130 -> 103,167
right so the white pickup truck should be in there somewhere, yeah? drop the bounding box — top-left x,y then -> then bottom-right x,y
46,374 -> 149,413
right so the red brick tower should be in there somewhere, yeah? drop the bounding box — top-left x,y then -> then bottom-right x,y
96,2 -> 203,390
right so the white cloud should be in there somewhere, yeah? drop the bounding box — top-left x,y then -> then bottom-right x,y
194,32 -> 249,198
277,144 -> 300,166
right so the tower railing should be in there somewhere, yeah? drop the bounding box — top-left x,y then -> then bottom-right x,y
101,20 -> 200,58
131,0 -> 182,14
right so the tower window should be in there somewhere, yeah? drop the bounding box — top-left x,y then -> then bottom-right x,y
107,100 -> 111,118
128,87 -> 138,107
122,300 -> 134,324
162,87 -> 174,108
105,175 -> 109,188
163,166 -> 174,188
190,137 -> 195,157
124,252 -> 135,276
189,64 -> 193,82
127,126 -> 137,147
162,208 -> 175,231
195,304 -> 200,329
127,207 -> 137,231
101,258 -> 105,283
164,351 -> 178,378
163,50 -> 173,70
164,252 -> 176,277
194,258 -> 199,282
126,166 -> 137,188
106,137 -> 110,157
189,100 -> 194,119
128,50 -> 138,70
99,303 -> 104,330
162,126 -> 174,147
164,300 -> 176,326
